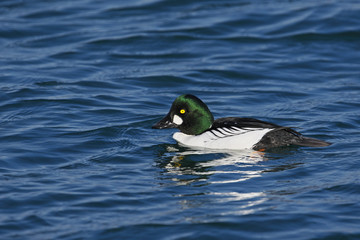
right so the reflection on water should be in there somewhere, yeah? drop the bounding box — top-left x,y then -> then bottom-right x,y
155,145 -> 303,217
155,145 -> 304,185
162,146 -> 266,185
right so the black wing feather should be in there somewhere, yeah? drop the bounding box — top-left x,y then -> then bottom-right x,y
210,117 -> 280,130
208,117 -> 331,150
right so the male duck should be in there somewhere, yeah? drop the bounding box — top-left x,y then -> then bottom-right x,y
152,94 -> 331,150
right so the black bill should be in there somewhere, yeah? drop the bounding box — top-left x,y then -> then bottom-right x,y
152,114 -> 177,129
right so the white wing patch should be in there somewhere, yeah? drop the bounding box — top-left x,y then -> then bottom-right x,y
207,127 -> 266,140
173,127 -> 274,150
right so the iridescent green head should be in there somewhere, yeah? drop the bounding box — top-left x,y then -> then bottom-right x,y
152,94 -> 214,135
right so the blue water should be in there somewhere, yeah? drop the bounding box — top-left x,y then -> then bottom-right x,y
1,0 -> 360,239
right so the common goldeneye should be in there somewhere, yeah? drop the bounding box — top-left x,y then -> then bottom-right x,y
152,94 -> 331,150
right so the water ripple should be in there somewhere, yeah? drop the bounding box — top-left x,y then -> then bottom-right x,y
1,0 -> 359,239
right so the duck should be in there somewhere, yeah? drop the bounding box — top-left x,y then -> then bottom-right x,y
152,94 -> 331,150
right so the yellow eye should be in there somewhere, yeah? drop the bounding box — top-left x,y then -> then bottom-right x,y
180,109 -> 186,114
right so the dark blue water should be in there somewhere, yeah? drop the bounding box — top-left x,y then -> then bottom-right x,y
1,0 -> 360,239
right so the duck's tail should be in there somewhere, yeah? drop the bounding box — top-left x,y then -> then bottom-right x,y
296,136 -> 332,147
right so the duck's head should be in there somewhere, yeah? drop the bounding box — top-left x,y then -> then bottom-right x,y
152,94 -> 214,135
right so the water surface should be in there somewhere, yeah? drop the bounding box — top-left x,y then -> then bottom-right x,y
1,0 -> 360,239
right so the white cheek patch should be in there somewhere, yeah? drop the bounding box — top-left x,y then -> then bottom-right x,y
173,114 -> 183,125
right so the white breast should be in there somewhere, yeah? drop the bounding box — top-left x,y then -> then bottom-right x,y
173,127 -> 273,150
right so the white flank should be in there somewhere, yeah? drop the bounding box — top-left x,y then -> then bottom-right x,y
173,114 -> 183,125
173,128 -> 273,150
